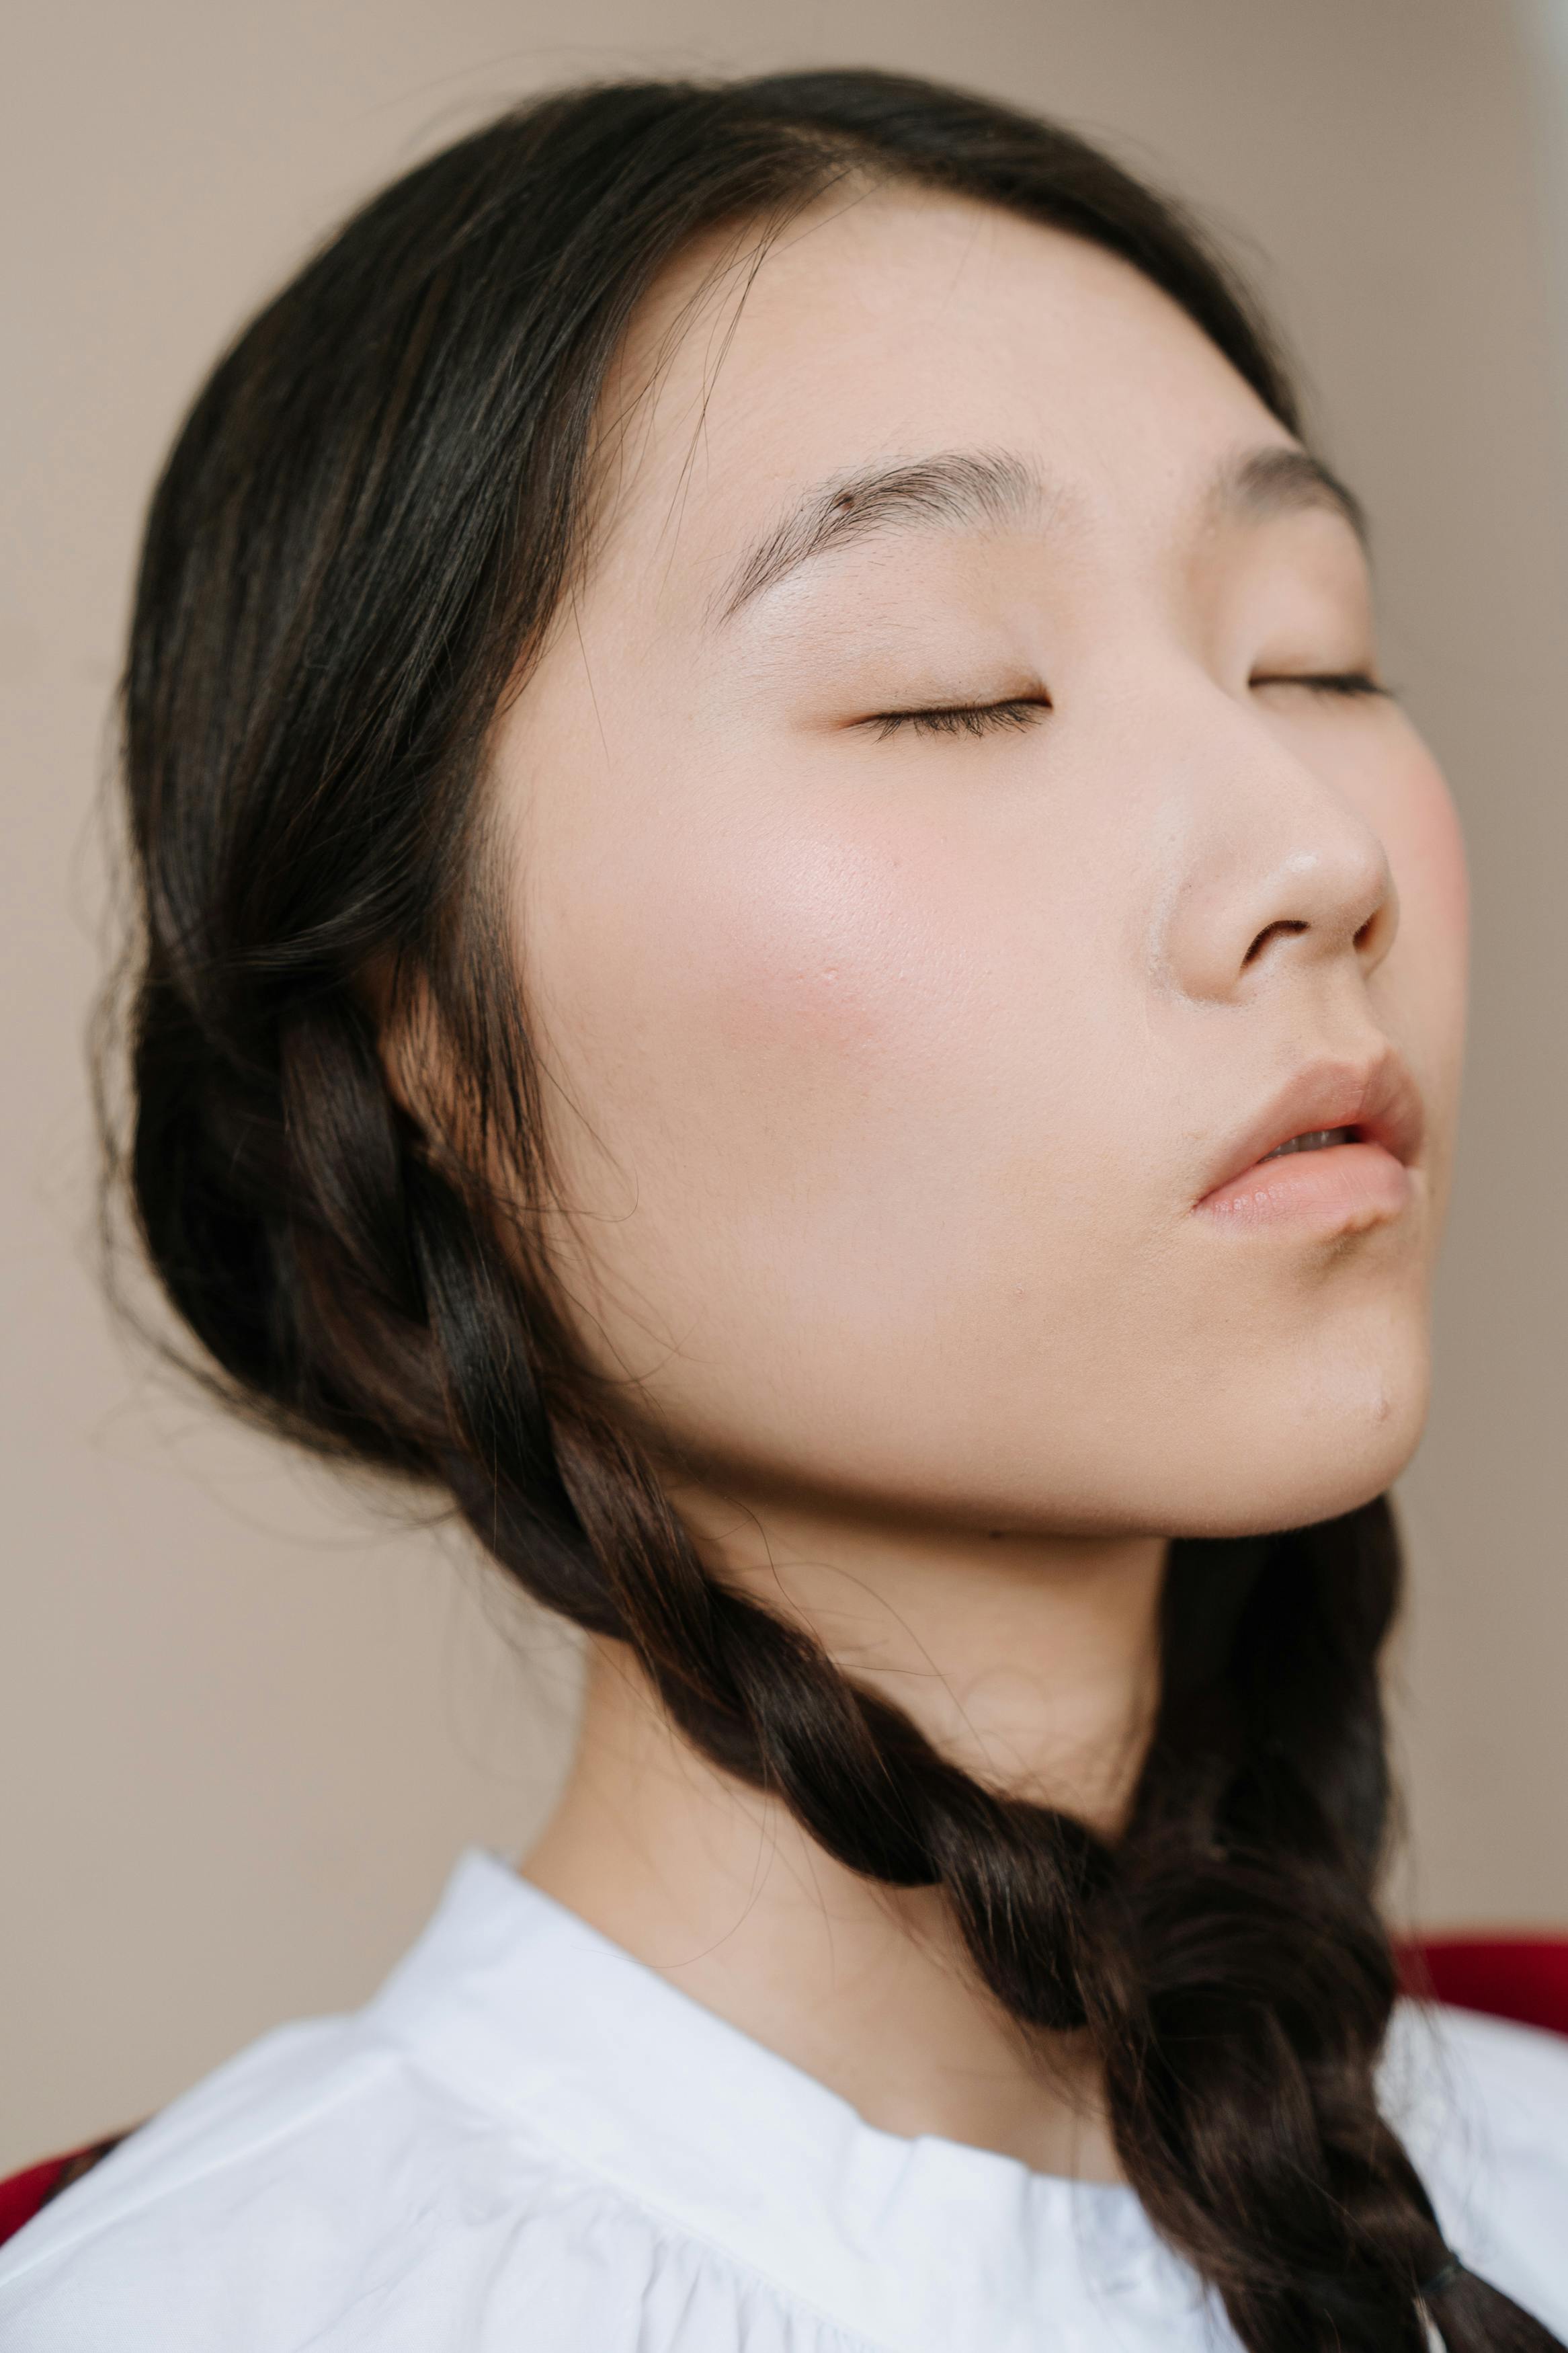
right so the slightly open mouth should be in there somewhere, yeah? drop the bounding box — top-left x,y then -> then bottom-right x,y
1257,1125 -> 1357,1163
1196,1119 -> 1413,1234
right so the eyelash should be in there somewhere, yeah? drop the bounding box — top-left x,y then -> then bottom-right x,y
867,672 -> 1391,741
1253,670 -> 1391,699
868,699 -> 1045,741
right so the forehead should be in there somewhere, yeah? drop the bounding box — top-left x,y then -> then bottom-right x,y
591,186 -> 1292,594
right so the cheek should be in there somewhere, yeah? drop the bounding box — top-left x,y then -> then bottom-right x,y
516,801 -> 933,1183
1381,749 -> 1470,1040
628,801 -> 1130,1161
524,778 -> 1102,1233
593,817 -> 1003,1184
1410,766 -> 1470,957
1355,742 -> 1470,1238
694,827 -> 956,1070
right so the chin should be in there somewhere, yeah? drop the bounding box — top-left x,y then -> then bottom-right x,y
1170,1345 -> 1432,1540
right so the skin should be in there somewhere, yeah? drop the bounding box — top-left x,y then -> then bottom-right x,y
475,184 -> 1469,2178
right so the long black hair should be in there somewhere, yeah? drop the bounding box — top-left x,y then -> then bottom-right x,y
111,67 -> 1559,2352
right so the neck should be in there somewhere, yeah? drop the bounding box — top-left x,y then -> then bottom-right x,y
522,1488 -> 1167,2182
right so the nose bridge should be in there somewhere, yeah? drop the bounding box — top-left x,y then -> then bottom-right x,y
1150,676 -> 1397,1004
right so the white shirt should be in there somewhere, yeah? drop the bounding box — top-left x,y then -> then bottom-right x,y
3,1848 -> 1566,2350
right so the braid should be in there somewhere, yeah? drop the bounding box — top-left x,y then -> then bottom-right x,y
1102,1515 -> 1449,2348
544,1399 -> 1551,2350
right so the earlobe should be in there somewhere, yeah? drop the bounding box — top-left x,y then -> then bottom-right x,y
361,952 -> 448,1143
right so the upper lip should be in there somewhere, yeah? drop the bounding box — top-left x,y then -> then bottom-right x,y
1195,1047 -> 1426,1204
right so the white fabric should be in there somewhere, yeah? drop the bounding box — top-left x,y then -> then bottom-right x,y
2,1847 -> 1566,2351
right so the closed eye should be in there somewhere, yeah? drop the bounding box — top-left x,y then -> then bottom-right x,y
865,697 -> 1050,741
1250,670 -> 1394,699
865,674 -> 1389,741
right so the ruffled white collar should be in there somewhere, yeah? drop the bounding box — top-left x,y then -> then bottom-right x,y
364,1850 -> 1223,2345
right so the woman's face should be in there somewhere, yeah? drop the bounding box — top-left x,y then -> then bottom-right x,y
494,186 -> 1469,1538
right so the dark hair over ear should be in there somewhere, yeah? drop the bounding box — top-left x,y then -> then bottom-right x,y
109,68 -> 1561,2353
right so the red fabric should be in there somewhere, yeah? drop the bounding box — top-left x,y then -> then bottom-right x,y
1398,1935 -> 1568,2040
0,2151 -> 77,2249
0,2134 -> 132,2252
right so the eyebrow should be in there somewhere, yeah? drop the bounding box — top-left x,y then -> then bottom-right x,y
714,450 -> 1044,622
712,440 -> 1368,625
1215,446 -> 1370,551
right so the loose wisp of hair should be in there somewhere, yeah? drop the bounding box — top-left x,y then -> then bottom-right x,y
108,67 -> 1561,2353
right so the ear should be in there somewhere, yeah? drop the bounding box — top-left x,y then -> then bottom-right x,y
363,954 -> 528,1224
358,949 -> 449,1142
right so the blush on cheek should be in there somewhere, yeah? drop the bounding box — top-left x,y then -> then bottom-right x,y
686,830 -> 953,1071
1393,762 -> 1471,1072
1419,774 -> 1471,952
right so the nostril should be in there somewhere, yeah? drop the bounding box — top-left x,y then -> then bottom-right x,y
1242,917 -> 1307,969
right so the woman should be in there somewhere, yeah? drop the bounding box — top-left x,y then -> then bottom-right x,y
1,65 -> 1563,2352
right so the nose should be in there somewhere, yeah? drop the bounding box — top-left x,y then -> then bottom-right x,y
1155,688 -> 1399,1004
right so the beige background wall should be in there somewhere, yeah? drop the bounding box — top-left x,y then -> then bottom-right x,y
4,0 -> 1565,2174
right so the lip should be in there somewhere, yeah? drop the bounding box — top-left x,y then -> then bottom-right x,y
1194,1048 -> 1425,1234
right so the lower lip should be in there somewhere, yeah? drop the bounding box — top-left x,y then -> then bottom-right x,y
1195,1140 -> 1414,1234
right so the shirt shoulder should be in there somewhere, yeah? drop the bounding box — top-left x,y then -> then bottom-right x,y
0,2009 -> 876,2353
1385,1999 -> 1568,2338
